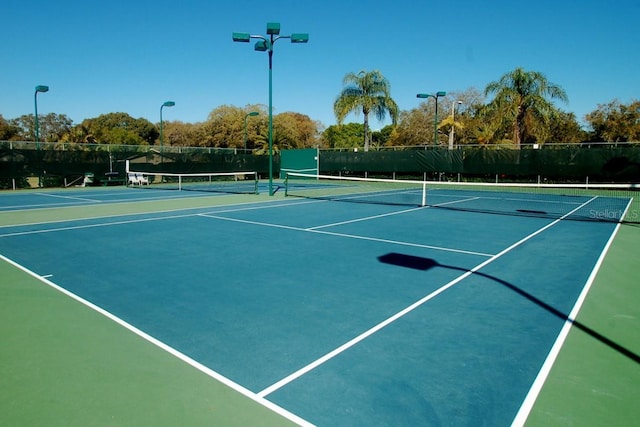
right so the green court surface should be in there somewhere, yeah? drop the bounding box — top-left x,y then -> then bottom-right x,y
524,223 -> 640,426
0,186 -> 638,426
0,256 -> 298,427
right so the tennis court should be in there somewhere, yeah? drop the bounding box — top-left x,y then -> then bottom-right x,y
1,179 -> 639,426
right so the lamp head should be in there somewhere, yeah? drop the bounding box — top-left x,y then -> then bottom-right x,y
291,33 -> 309,43
254,40 -> 268,51
266,22 -> 281,35
248,111 -> 259,117
162,101 -> 175,107
35,85 -> 49,93
232,32 -> 251,42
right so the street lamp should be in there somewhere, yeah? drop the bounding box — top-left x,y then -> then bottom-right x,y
160,101 -> 175,153
233,22 -> 309,196
448,101 -> 463,150
417,91 -> 446,146
244,111 -> 259,151
34,85 -> 49,149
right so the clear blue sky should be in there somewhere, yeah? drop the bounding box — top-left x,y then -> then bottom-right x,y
3,0 -> 639,130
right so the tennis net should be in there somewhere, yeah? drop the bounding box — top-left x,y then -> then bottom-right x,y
127,170 -> 259,194
284,172 -> 640,223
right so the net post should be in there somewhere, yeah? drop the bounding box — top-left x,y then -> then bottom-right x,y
284,173 -> 289,197
178,175 -> 182,191
421,180 -> 427,207
254,171 -> 259,194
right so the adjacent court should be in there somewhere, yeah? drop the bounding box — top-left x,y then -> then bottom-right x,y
0,181 -> 638,426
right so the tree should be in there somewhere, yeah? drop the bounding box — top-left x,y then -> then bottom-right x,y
75,112 -> 158,145
376,125 -> 394,146
545,110 -> 586,144
9,113 -> 73,142
204,105 -> 249,148
439,88 -> 485,146
585,100 -> 640,142
484,67 -> 568,148
334,70 -> 399,151
388,109 -> 430,147
160,121 -> 205,147
0,115 -> 19,140
273,112 -> 321,149
322,123 -> 364,149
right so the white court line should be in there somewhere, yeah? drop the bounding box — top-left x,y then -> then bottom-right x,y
0,212 -> 199,238
307,206 -> 425,230
197,213 -> 493,257
0,201 -> 94,210
0,190 -> 228,214
430,191 -> 584,207
310,229 -> 493,257
256,196 -> 598,398
35,192 -> 102,203
510,197 -> 632,426
0,254 -> 313,427
307,196 -> 481,231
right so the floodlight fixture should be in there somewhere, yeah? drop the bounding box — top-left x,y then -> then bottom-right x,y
266,22 -> 281,35
416,91 -> 447,146
291,33 -> 309,43
34,84 -> 49,147
232,22 -> 309,196
232,32 -> 251,42
160,100 -> 175,152
254,40 -> 268,51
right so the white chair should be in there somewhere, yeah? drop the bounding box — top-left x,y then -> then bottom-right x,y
128,173 -> 140,186
137,173 -> 149,186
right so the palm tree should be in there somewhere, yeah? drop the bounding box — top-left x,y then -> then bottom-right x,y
334,70 -> 399,151
484,67 -> 568,148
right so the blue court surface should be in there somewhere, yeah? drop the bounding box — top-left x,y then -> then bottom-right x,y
0,187 -> 623,426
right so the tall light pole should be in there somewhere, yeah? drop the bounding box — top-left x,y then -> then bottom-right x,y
417,91 -> 446,146
34,85 -> 49,149
233,23 -> 309,196
244,111 -> 259,151
160,101 -> 175,153
448,100 -> 463,150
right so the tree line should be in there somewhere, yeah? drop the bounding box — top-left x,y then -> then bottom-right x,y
1,68 -> 638,150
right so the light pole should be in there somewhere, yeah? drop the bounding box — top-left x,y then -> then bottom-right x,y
244,111 -> 259,151
448,101 -> 463,150
34,85 -> 49,149
160,101 -> 175,154
417,91 -> 446,146
233,23 -> 309,196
